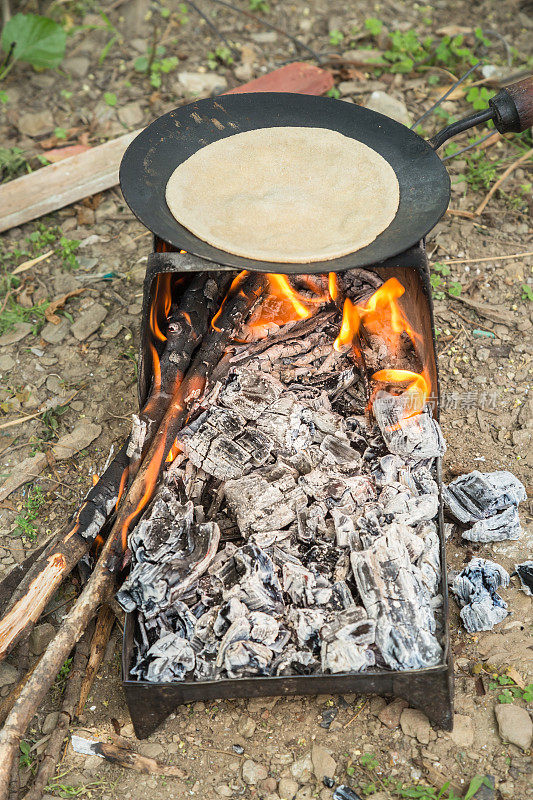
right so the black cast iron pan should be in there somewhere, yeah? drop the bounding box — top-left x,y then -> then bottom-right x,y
120,77 -> 533,275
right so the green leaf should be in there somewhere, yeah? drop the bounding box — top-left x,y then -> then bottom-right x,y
0,90 -> 8,104
448,281 -> 462,296
1,13 -> 66,70
54,126 -> 67,139
365,17 -> 383,36
464,775 -> 492,800
104,91 -> 117,106
134,55 -> 149,72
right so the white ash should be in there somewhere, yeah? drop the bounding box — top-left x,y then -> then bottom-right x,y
126,414 -> 147,461
443,470 -> 526,524
120,296 -> 447,682
451,558 -> 510,633
461,505 -> 523,542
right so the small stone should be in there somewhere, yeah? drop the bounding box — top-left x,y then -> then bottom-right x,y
52,422 -> 101,461
137,740 -> 164,758
449,714 -> 474,748
261,778 -> 278,794
118,102 -> 144,127
0,662 -> 18,687
100,320 -> 123,340
128,264 -> 146,285
46,374 -> 63,394
0,322 -> 32,346
365,91 -> 411,126
121,723 -> 135,738
30,623 -> 56,655
232,743 -> 244,754
41,319 -> 70,344
18,110 -> 55,137
42,711 -> 59,735
290,753 -> 313,783
495,704 -> 533,751
63,56 -> 90,78
215,786 -> 233,797
71,303 -> 107,341
311,745 -> 336,782
295,788 -> 314,800
242,759 -> 268,785
178,72 -> 227,96
400,708 -> 431,744
237,716 -> 256,738
251,31 -> 278,43
0,354 -> 15,371
278,777 -> 299,799
368,696 -> 387,716
378,698 -> 408,729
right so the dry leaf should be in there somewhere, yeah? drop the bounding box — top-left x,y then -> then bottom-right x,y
45,288 -> 86,325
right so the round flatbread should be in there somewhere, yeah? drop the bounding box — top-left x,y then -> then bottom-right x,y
165,126 -> 399,263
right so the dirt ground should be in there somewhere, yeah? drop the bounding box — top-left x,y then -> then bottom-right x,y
0,0 -> 532,798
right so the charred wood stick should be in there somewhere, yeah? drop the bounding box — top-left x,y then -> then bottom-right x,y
0,273 -> 265,796
22,628 -> 92,800
76,604 -> 115,716
0,272 -> 229,662
73,738 -> 187,777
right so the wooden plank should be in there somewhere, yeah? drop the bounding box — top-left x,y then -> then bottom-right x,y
0,62 -> 333,234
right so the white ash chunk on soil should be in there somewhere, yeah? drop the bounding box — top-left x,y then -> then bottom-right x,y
515,561 -> 533,596
495,703 -> 533,751
451,558 -> 509,633
443,470 -> 526,524
461,505 -> 523,542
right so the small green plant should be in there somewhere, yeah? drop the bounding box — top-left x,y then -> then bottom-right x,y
0,296 -> 49,336
466,85 -> 495,111
0,146 -> 30,182
134,45 -> 179,88
57,235 -> 80,270
249,0 -> 270,12
1,13 -> 66,80
329,29 -> 344,47
0,89 -> 8,103
54,126 -> 68,140
207,46 -> 234,70
364,17 -> 383,36
448,281 -> 462,297
13,485 -> 46,541
104,91 -> 117,107
464,150 -> 500,193
326,87 -> 341,99
521,284 -> 533,302
430,273 -> 445,301
488,673 -> 533,703
19,740 -> 36,773
360,753 -> 379,770
41,402 -> 70,440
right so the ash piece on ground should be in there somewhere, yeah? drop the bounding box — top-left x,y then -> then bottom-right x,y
515,561 -> 533,597
451,557 -> 510,633
117,270 -> 447,682
443,470 -> 526,525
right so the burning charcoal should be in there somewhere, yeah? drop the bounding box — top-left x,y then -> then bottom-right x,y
208,543 -> 238,587
320,435 -> 362,470
331,508 -> 359,549
372,454 -> 404,487
158,601 -> 197,639
451,558 -> 510,633
282,561 -> 316,606
273,648 -> 318,676
219,368 -> 284,420
395,495 -> 439,527
330,581 -> 356,609
297,504 -> 330,544
340,268 -> 383,304
313,576 -> 333,606
373,393 -> 446,460
224,464 -> 306,536
249,611 -> 280,646
142,634 -> 196,682
227,544 -> 284,614
321,639 -> 375,674
515,561 -> 533,596
351,530 -> 443,670
288,608 -> 325,649
461,505 -> 523,542
443,470 -> 526,524
213,597 -> 248,637
194,607 -> 219,645
223,640 -> 273,677
320,607 -> 375,646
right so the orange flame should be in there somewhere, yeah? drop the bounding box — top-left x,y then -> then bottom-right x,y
334,298 -> 361,351
328,272 -> 338,301
372,368 -> 429,414
92,474 -> 99,486
149,273 -> 172,343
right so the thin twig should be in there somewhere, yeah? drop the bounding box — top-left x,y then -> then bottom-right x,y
185,0 -> 239,57
439,249 -> 533,265
207,0 -> 324,63
475,147 -> 533,215
410,61 -> 481,130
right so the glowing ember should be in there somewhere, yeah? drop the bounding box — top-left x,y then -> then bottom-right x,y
372,368 -> 430,415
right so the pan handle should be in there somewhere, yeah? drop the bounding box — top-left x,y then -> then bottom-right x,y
428,75 -> 533,150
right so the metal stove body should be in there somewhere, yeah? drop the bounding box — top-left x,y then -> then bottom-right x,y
121,238 -> 453,739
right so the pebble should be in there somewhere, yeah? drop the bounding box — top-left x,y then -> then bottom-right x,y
378,698 -> 408,729
0,662 -> 18,687
242,759 -> 268,785
311,745 -> 336,782
295,788 -> 314,800
42,711 -> 59,735
0,354 -> 15,371
100,320 -> 123,340
30,623 -> 56,655
237,715 -> 256,738
449,713 -> 474,748
18,110 -> 55,137
400,708 -> 431,744
71,303 -> 108,341
251,31 -> 278,43
290,753 -> 313,783
46,374 -> 63,394
178,72 -> 228,96
365,90 -> 411,126
0,322 -> 33,346
137,740 -> 164,758
118,102 -> 144,127
494,704 -> 533,750
41,319 -> 70,344
215,785 -> 233,797
63,56 -> 90,78
278,777 -> 299,799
